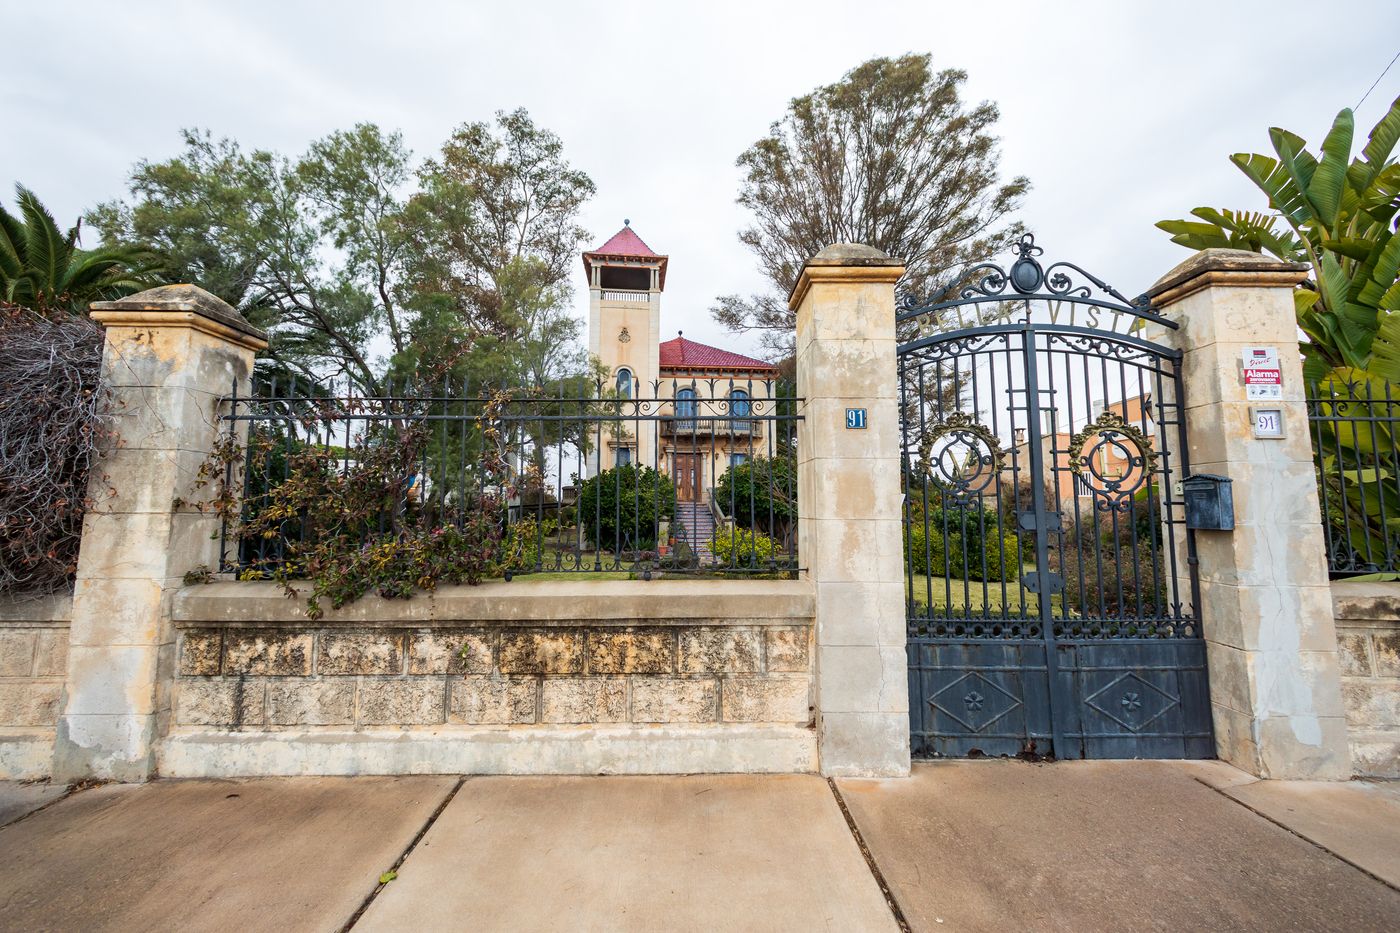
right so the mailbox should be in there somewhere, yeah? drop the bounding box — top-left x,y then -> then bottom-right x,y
1183,473 -> 1234,531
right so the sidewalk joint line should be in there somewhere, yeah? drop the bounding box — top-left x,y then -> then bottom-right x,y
1191,776 -> 1400,894
341,775 -> 467,932
827,777 -> 911,933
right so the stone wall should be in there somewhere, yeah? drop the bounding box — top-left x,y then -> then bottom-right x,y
161,579 -> 817,776
0,595 -> 71,779
1333,582 -> 1400,777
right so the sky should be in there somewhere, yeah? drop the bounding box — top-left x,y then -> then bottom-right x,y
4,0 -> 1399,361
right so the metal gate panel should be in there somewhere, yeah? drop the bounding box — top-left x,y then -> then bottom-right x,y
899,234 -> 1213,760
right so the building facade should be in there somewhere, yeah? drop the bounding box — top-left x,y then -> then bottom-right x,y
583,223 -> 776,504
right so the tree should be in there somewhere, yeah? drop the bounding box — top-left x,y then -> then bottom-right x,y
714,54 -> 1030,357
1156,93 -> 1400,383
406,108 -> 596,339
89,114 -> 597,395
0,185 -> 158,313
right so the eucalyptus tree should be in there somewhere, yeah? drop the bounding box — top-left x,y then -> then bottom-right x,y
713,53 -> 1030,358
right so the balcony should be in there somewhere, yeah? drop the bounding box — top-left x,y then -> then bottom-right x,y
661,417 -> 758,437
602,290 -> 650,303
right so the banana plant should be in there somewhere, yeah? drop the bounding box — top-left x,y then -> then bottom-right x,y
1157,95 -> 1400,576
1157,93 -> 1400,384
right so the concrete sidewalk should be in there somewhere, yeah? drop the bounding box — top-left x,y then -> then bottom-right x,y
837,760 -> 1400,932
1,764 -> 1397,932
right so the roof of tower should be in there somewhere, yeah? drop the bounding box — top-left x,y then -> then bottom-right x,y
582,221 -> 668,288
659,335 -> 774,372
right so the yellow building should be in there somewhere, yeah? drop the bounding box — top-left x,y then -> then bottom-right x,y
583,222 -> 776,511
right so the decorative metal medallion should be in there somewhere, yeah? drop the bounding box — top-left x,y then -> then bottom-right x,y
1067,410 -> 1156,510
917,413 -> 1005,507
618,326 -> 631,343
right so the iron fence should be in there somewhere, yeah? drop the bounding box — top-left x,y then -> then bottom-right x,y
1308,377 -> 1400,575
217,376 -> 801,580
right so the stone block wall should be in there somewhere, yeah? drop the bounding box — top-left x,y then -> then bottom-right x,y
160,580 -> 817,776
1333,582 -> 1400,777
172,623 -> 812,730
0,596 -> 72,779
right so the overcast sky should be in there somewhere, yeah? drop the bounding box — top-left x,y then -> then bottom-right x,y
4,0 -> 1398,359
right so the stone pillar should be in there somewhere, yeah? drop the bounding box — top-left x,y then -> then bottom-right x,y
791,244 -> 909,777
54,285 -> 266,781
1146,250 -> 1351,779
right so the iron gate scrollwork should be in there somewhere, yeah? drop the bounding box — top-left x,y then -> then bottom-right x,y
899,235 -> 1213,760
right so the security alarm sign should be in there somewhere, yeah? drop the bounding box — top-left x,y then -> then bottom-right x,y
1242,346 -> 1282,401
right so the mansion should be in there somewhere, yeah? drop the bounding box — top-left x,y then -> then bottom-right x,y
582,223 -> 776,505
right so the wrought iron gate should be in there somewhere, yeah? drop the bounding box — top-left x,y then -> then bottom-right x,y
899,235 -> 1213,759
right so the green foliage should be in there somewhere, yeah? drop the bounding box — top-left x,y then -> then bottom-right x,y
89,113 -> 594,395
0,185 -> 158,313
1156,93 -> 1400,383
1158,94 -> 1400,578
709,526 -> 783,566
713,452 -> 796,537
575,464 -> 676,551
905,504 -> 1020,582
713,53 -> 1029,357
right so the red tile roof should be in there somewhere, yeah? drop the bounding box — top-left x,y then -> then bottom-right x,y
582,223 -> 669,289
659,335 -> 774,372
591,225 -> 658,257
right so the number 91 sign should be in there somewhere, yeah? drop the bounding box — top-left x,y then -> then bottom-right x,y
845,408 -> 867,430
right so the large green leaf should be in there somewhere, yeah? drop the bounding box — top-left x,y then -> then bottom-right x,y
1311,109 -> 1355,226
1268,128 -> 1321,224
1357,230 -> 1400,308
1357,94 -> 1400,190
1231,151 -> 1311,228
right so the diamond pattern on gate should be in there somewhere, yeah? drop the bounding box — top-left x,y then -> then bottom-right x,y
1084,672 -> 1179,733
929,672 -> 1022,733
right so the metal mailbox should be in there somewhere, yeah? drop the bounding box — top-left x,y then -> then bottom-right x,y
1183,473 -> 1234,531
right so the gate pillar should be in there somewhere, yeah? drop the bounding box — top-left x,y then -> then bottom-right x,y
791,244 -> 909,777
1147,249 -> 1350,779
53,285 -> 266,781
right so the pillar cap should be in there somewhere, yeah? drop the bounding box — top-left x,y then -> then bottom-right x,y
90,284 -> 268,349
1146,248 -> 1309,306
789,243 -> 905,309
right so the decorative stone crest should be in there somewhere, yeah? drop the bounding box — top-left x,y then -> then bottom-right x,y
618,327 -> 631,343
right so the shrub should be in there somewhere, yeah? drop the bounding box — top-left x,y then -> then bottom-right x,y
1050,492 -> 1168,621
575,463 -> 676,551
714,452 -> 796,536
0,306 -> 112,595
905,505 -> 1020,582
709,526 -> 783,567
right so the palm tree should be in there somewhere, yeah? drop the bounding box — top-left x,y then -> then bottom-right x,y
0,184 -> 160,313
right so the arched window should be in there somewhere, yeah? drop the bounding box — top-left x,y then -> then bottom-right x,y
675,387 -> 697,419
730,389 -> 751,432
615,367 -> 633,399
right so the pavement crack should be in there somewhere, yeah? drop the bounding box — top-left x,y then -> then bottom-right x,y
341,776 -> 467,932
827,778 -> 911,933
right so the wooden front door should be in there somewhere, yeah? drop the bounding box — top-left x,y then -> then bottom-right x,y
672,453 -> 701,502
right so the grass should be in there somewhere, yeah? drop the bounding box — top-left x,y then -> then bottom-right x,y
905,572 -> 1041,617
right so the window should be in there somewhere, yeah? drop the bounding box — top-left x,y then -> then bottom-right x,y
615,447 -> 632,467
675,387 -> 697,419
730,453 -> 749,468
730,389 -> 750,431
615,368 -> 633,399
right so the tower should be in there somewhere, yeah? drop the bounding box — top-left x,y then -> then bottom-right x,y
583,221 -> 667,471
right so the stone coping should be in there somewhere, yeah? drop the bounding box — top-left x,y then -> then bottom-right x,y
1332,580 -> 1400,622
0,593 -> 73,623
90,283 -> 268,345
173,579 -> 816,626
158,723 -> 818,776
